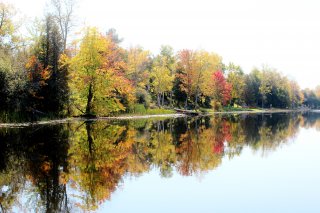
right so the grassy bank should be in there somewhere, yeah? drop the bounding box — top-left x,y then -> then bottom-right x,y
0,105 -> 311,126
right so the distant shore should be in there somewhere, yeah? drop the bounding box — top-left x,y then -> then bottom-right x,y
0,109 -> 317,128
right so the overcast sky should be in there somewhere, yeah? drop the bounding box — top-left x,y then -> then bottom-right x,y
9,0 -> 320,89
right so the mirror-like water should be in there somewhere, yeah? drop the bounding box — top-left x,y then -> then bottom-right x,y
1,112 -> 320,213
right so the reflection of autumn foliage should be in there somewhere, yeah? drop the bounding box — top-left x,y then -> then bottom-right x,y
2,113 -> 320,212
300,112 -> 320,130
175,118 -> 229,176
211,119 -> 232,154
68,122 -> 137,211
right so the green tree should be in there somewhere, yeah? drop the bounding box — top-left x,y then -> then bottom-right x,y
258,67 -> 272,108
0,2 -> 28,114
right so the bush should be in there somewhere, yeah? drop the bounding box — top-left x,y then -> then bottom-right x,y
130,104 -> 147,114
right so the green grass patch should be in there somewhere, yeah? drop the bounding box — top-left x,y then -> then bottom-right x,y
126,104 -> 175,115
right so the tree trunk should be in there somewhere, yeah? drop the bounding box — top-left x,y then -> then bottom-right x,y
157,93 -> 161,108
86,122 -> 93,154
85,83 -> 93,115
185,96 -> 188,109
195,92 -> 198,110
162,92 -> 165,106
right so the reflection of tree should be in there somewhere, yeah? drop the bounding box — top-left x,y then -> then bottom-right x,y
0,125 -> 69,213
175,118 -> 225,176
149,120 -> 176,177
301,112 -> 320,130
243,113 -> 301,155
1,112 -> 320,211
68,121 -> 136,211
26,126 -> 69,213
0,155 -> 26,212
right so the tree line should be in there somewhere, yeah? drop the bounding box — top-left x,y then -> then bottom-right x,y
1,1 -> 320,120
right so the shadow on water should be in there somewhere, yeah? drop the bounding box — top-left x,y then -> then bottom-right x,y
0,112 -> 320,212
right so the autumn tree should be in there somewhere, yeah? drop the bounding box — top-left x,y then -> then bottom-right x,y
151,46 -> 175,107
176,49 -> 196,108
226,63 -> 245,106
125,46 -> 151,106
206,70 -> 232,109
288,80 -> 304,108
68,27 -> 134,116
176,49 -> 222,109
125,47 -> 150,88
257,67 -> 273,108
195,50 -> 222,109
26,15 -> 68,115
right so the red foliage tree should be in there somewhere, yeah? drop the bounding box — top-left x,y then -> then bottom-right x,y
211,70 -> 232,105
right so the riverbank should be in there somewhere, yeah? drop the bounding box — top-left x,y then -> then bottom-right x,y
0,108 -> 316,128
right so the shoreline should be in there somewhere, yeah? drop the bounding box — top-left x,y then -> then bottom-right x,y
0,109 -> 317,128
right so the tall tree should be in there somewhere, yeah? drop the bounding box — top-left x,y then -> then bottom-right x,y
176,49 -> 196,108
151,46 -> 175,107
50,0 -> 75,51
196,51 -> 222,108
151,59 -> 173,107
0,2 -> 27,113
258,67 -> 272,108
288,80 -> 304,108
26,15 -> 68,115
125,46 -> 151,105
243,69 -> 261,107
125,46 -> 150,88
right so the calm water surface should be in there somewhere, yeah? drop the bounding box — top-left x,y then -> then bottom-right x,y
1,112 -> 320,213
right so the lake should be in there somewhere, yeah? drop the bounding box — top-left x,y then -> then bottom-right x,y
1,112 -> 320,213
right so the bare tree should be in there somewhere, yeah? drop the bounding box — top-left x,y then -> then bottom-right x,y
50,0 -> 75,51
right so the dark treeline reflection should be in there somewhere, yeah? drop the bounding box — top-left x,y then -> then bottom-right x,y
1,112 -> 320,212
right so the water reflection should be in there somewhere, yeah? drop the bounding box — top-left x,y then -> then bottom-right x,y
0,112 -> 320,212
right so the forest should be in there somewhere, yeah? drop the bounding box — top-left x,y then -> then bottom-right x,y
1,1 -> 320,121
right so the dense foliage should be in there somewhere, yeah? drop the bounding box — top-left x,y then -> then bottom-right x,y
0,1 -> 319,121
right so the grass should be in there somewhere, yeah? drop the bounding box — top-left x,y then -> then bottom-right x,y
124,104 -> 175,116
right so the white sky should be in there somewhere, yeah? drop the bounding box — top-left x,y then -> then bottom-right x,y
8,0 -> 320,89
